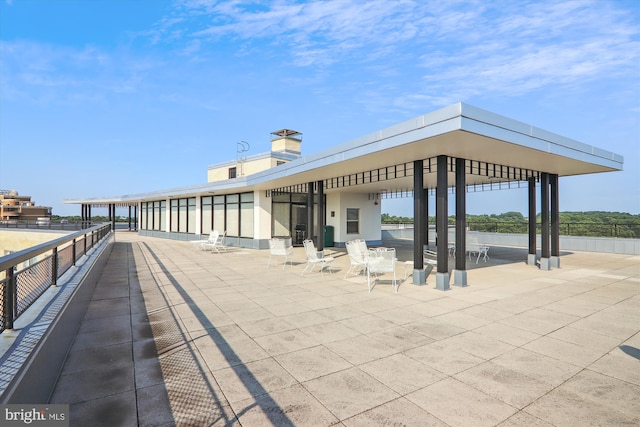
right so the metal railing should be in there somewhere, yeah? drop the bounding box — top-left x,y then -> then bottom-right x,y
0,220 -> 86,231
382,222 -> 639,238
0,223 -> 112,333
467,222 -> 640,238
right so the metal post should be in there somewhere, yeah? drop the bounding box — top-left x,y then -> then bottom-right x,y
550,173 -> 560,268
128,205 -> 132,231
72,239 -> 77,266
317,180 -> 324,252
4,268 -> 15,330
454,157 -> 467,286
307,182 -> 314,244
413,160 -> 425,284
527,176 -> 537,266
422,188 -> 429,249
52,247 -> 58,287
436,155 -> 450,290
540,173 -> 551,270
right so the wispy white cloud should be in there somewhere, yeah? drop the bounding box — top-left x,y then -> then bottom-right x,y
2,0 -> 638,115
168,0 -> 639,111
0,40 -> 162,105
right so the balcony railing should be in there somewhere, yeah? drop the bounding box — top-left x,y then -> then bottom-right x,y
0,223 -> 112,332
382,222 -> 640,238
0,220 -> 89,231
467,221 -> 640,238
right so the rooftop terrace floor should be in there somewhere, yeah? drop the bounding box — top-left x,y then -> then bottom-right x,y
49,232 -> 639,426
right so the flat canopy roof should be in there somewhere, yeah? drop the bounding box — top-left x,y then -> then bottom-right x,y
65,103 -> 623,205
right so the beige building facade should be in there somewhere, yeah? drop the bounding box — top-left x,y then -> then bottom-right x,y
0,190 -> 52,222
207,130 -> 303,182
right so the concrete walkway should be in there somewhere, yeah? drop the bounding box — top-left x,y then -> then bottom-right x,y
50,232 -> 640,426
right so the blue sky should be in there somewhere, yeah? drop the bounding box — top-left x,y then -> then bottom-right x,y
1,0 -> 638,217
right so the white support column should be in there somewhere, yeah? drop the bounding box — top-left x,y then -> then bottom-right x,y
165,198 -> 171,233
254,191 -> 272,241
194,196 -> 202,236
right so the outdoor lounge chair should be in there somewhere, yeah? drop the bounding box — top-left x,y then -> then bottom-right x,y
344,239 -> 369,278
190,230 -> 220,251
367,247 -> 399,293
302,239 -> 334,275
268,237 -> 293,269
356,240 -> 369,260
202,230 -> 227,253
467,236 -> 489,263
403,249 -> 437,280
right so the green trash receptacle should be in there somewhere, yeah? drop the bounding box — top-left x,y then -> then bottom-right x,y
323,225 -> 334,247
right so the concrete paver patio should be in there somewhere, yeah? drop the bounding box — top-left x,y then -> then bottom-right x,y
49,232 -> 639,426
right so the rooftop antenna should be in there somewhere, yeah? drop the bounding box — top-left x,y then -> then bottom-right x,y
236,141 -> 250,177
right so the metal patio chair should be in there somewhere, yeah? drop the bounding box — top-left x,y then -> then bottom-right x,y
344,239 -> 369,279
367,247 -> 399,293
403,249 -> 438,280
467,236 -> 489,263
190,230 -> 219,251
268,237 -> 293,269
302,239 -> 334,275
202,230 -> 227,253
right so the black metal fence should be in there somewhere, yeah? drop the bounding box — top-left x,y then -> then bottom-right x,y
0,220 -> 85,231
467,222 -> 640,238
0,223 -> 112,333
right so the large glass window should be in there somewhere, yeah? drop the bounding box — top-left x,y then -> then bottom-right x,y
187,198 -> 195,233
141,200 -> 166,231
272,203 -> 290,237
271,192 -> 322,242
347,208 -> 359,234
213,196 -> 225,234
170,200 -> 179,232
153,201 -> 162,231
201,196 -> 213,235
179,199 -> 188,233
140,203 -> 148,230
203,193 -> 254,238
226,194 -> 239,237
240,192 -> 254,238
159,200 -> 167,231
170,197 -> 195,233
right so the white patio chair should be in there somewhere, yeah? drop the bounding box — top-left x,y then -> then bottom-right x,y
423,249 -> 438,266
356,239 -> 369,261
403,249 -> 437,279
202,230 -> 227,253
191,230 -> 219,251
467,236 -> 489,263
367,248 -> 399,293
448,242 -> 456,257
302,239 -> 334,275
268,237 -> 293,269
344,240 -> 368,279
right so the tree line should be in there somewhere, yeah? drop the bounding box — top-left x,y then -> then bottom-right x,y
382,211 -> 640,238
